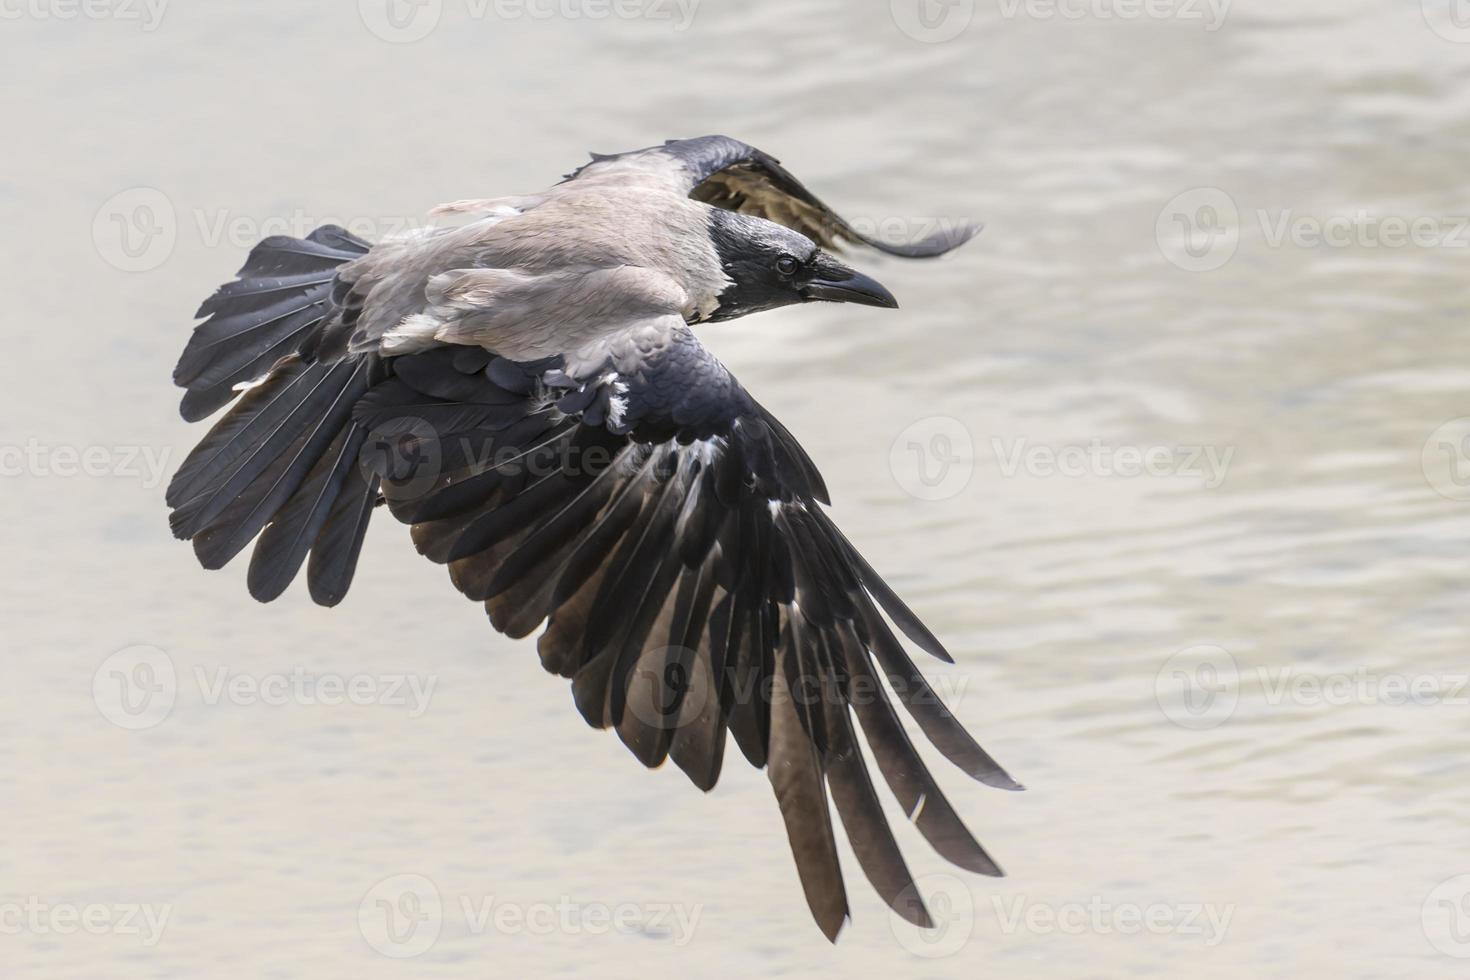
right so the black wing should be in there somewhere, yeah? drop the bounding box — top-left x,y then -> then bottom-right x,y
358,327 -> 1020,941
568,134 -> 978,258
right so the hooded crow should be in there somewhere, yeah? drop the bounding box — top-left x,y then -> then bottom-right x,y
166,135 -> 1019,941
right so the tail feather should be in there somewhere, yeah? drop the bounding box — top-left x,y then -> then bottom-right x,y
231,230 -> 368,277
307,463 -> 380,607
175,295 -> 327,390
190,360 -> 370,571
178,317 -> 325,424
196,269 -> 347,317
170,359 -> 349,535
167,224 -> 382,605
174,226 -> 370,423
247,421 -> 369,602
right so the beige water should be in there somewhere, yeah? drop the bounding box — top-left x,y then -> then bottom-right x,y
7,1 -> 1470,976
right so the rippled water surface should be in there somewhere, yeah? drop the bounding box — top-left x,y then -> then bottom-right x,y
7,1 -> 1470,976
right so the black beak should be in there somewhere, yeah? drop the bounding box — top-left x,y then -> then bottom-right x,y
801,258 -> 898,309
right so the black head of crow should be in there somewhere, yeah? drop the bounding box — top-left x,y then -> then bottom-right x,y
704,209 -> 899,321
166,135 -> 1011,944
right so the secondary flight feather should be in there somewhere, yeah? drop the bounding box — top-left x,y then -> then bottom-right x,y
166,134 -> 1016,941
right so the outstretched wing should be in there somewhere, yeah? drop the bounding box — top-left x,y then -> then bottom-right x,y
564,134 -> 979,258
357,319 -> 1020,940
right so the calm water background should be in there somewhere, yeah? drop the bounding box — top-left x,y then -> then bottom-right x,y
6,0 -> 1470,976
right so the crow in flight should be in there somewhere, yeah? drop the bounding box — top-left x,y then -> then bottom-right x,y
167,135 -> 1020,941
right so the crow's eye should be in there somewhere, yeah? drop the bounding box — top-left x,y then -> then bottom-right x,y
775,255 -> 799,277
